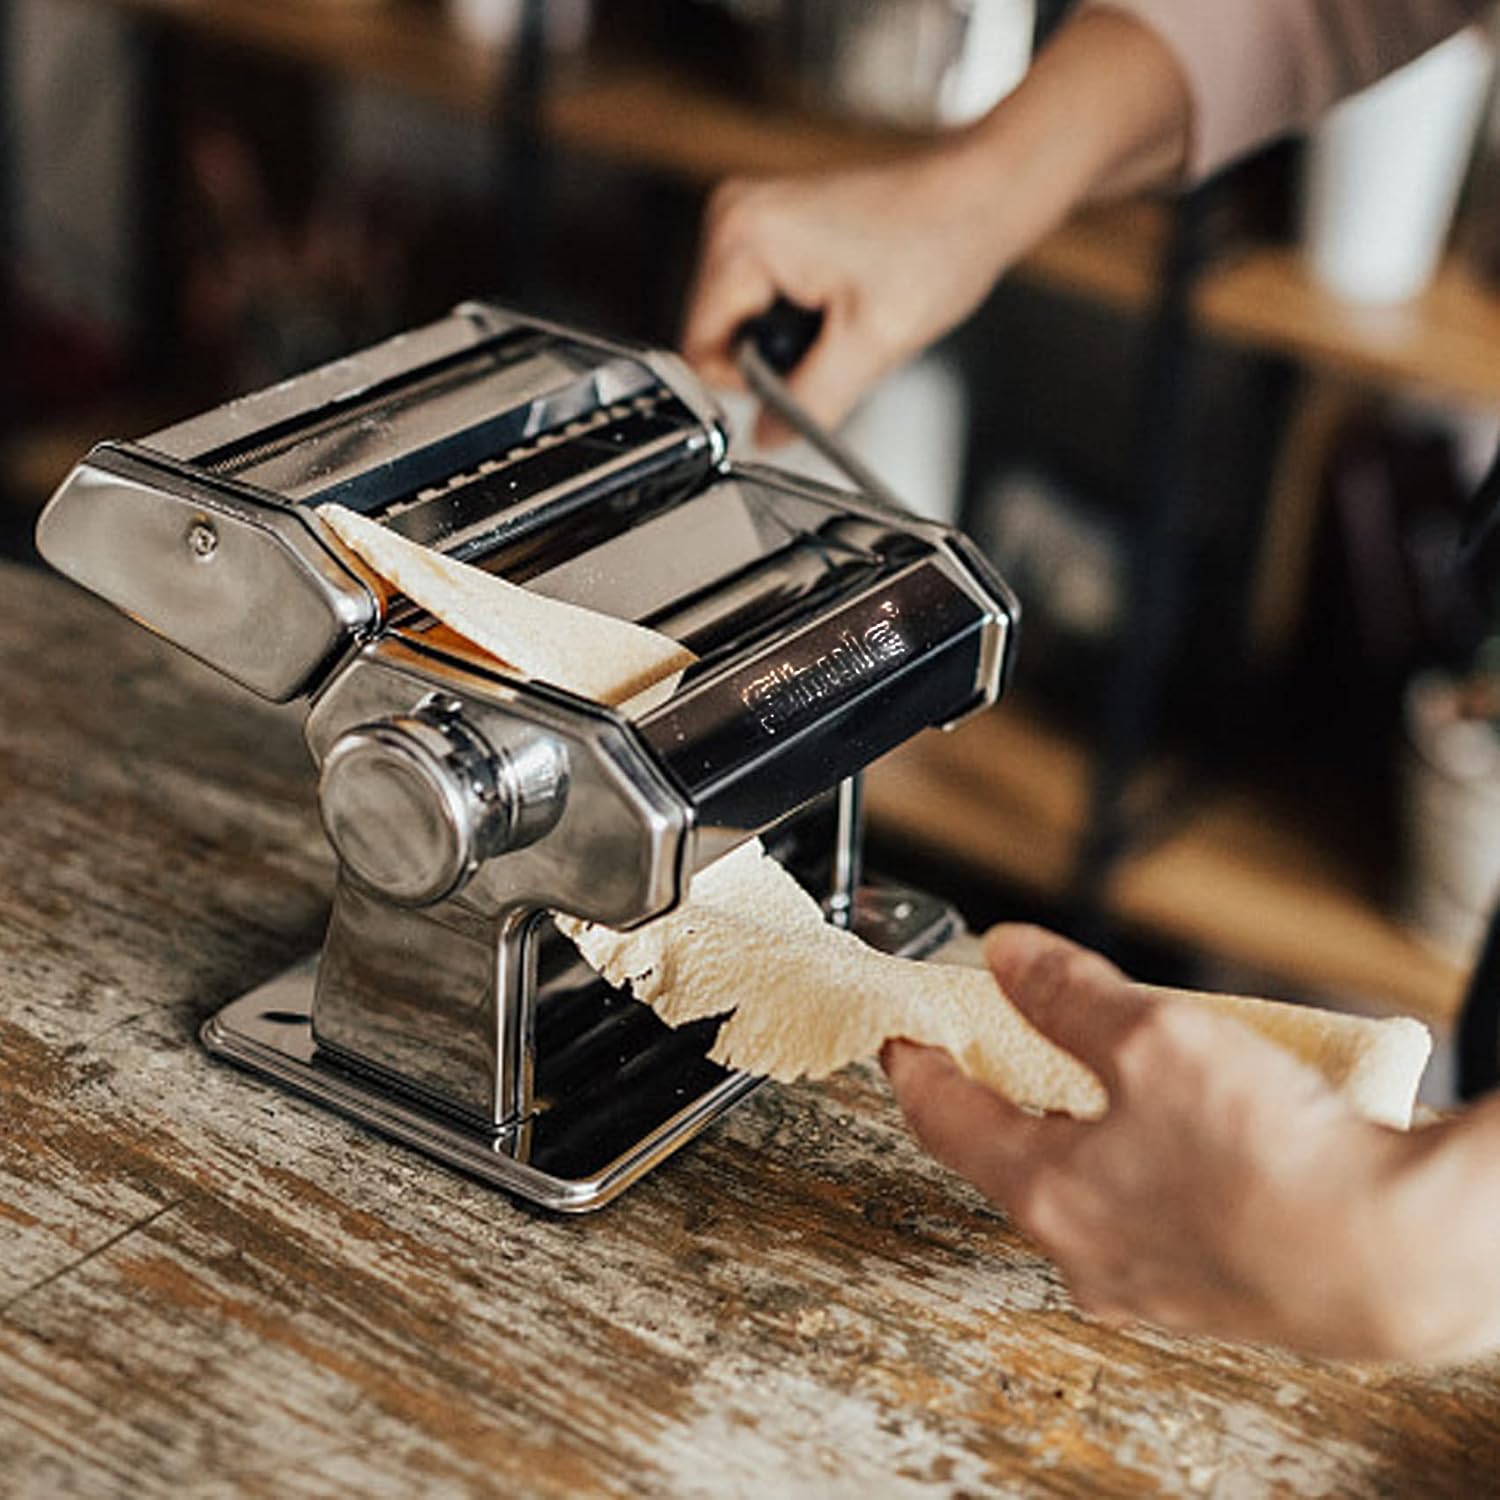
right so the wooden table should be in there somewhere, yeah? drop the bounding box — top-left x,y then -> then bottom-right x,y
4,559 -> 1500,1498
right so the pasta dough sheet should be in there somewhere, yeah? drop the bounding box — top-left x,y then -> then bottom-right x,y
559,841 -> 1432,1131
318,502 -> 696,708
323,508 -> 1433,1131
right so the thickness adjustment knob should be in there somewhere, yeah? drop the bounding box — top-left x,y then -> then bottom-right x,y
318,705 -> 567,907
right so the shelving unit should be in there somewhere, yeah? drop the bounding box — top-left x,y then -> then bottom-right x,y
74,2 -> 1500,404
866,704 -> 1467,1025
89,0 -> 506,117
16,0 -> 1500,1021
1023,198 -> 1500,408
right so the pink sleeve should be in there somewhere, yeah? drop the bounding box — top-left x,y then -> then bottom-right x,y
1081,0 -> 1493,179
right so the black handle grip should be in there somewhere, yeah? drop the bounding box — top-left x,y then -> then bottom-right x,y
735,297 -> 824,377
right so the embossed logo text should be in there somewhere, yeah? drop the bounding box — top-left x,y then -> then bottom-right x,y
741,604 -> 909,735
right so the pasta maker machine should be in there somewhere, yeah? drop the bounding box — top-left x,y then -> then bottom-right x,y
36,302 -> 1019,1209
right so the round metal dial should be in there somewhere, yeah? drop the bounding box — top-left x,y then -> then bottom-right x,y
318,707 -> 566,907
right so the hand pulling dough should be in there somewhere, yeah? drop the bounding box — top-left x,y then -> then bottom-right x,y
324,508 -> 1432,1131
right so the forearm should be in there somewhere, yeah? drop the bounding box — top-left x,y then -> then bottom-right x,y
972,8 -> 1192,201
1086,0 -> 1491,181
910,9 -> 1190,297
1361,1097 -> 1500,1362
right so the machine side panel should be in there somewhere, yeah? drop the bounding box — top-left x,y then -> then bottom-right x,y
35,446 -> 375,702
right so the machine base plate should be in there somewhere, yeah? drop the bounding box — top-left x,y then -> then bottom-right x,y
202,882 -> 957,1211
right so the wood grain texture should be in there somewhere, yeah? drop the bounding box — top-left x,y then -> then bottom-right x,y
3,561 -> 1499,1498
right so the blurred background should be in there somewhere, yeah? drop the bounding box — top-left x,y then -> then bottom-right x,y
2,0 -> 1500,1075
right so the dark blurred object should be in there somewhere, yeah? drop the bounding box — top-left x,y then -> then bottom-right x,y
179,119 -> 417,390
1033,0 -> 1075,45
1201,137 -> 1303,245
167,40 -> 493,393
1332,414 -> 1486,673
591,0 -> 771,95
1460,444 -> 1500,609
1458,896 -> 1500,1097
1285,405 -> 1489,794
0,297 -> 128,562
1432,64 -> 1500,1086
969,462 -> 1128,712
0,298 -> 123,418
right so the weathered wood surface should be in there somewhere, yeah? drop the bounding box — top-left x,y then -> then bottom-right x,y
3,559 -> 1500,1500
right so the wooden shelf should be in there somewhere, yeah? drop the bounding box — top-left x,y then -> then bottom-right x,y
98,0 -> 505,115
1015,198 -> 1169,315
92,0 -> 923,169
866,704 -> 1467,1026
1018,199 -> 1500,408
547,63 -> 921,180
1199,241 -> 1500,408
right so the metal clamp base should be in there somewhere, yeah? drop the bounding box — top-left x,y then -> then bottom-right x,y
201,881 -> 958,1212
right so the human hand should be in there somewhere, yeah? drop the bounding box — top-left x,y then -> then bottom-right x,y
679,11 -> 1193,446
883,924 -> 1429,1359
680,145 -> 1010,444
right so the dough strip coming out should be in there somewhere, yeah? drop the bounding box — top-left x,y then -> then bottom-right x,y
557,841 -> 1432,1130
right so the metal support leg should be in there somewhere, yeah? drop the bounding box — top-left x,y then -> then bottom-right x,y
829,774 -> 865,930
131,16 -> 183,381
494,0 -> 548,300
1069,189 -> 1211,938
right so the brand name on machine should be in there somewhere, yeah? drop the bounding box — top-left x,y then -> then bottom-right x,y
742,603 -> 909,736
